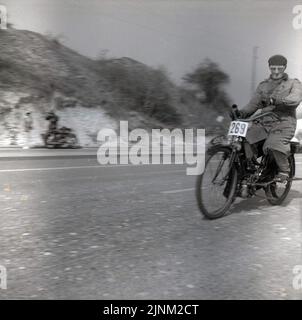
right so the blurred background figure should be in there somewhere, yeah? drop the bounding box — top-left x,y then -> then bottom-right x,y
43,111 -> 59,146
43,83 -> 60,142
23,111 -> 33,149
45,111 -> 59,132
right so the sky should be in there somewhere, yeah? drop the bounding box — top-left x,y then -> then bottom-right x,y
2,0 -> 302,106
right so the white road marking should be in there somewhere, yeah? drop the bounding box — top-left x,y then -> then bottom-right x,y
161,188 -> 194,194
0,164 -> 186,173
0,165 -> 128,172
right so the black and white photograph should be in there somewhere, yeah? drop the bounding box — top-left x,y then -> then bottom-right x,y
0,0 -> 302,303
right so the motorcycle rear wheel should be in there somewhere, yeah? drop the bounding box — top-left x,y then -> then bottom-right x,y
265,154 -> 295,205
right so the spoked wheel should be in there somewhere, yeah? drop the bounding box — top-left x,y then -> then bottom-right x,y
265,154 -> 295,205
45,134 -> 56,149
196,146 -> 237,219
63,134 -> 78,148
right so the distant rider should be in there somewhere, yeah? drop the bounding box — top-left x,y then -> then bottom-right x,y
46,111 -> 59,132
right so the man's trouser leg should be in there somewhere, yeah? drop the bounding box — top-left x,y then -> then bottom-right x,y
244,142 -> 255,159
244,141 -> 260,171
271,149 -> 289,173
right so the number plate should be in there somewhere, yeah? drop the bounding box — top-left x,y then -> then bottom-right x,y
228,121 -> 249,137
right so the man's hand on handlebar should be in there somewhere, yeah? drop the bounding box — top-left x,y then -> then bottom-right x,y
261,96 -> 277,107
269,93 -> 283,106
260,95 -> 276,113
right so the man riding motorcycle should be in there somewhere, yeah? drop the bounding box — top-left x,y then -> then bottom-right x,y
237,54 -> 302,182
46,111 -> 59,132
43,111 -> 59,146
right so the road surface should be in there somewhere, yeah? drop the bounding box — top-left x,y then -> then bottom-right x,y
0,154 -> 301,299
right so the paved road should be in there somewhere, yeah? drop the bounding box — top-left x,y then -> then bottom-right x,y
0,154 -> 301,299
0,148 -> 98,160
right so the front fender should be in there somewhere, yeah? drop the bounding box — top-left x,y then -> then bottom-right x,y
208,135 -> 229,148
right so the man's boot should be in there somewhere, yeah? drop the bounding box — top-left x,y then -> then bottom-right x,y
271,149 -> 290,183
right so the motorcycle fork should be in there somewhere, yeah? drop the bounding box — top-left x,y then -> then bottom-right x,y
211,149 -> 237,185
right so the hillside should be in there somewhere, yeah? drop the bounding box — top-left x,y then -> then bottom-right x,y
0,28 -> 227,147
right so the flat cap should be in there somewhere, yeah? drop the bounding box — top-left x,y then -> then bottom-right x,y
268,54 -> 287,66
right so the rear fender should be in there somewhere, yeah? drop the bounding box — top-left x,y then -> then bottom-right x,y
289,154 -> 295,177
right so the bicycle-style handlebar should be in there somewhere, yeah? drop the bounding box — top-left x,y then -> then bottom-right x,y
230,104 -> 281,122
238,111 -> 281,122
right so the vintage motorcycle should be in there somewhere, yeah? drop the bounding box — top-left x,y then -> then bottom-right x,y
196,105 -> 299,219
42,126 -> 79,149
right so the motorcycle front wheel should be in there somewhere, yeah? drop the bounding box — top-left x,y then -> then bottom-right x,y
196,146 -> 238,219
45,134 -> 56,148
60,134 -> 78,148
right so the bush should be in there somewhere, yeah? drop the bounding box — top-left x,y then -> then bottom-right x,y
97,59 -> 182,125
183,58 -> 230,111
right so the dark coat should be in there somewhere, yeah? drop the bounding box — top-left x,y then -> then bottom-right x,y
46,113 -> 59,131
241,74 -> 302,154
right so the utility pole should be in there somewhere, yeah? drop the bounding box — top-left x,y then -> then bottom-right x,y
251,46 -> 259,97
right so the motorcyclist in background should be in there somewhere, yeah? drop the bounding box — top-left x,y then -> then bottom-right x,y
45,83 -> 60,132
238,54 -> 302,182
45,111 -> 59,132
